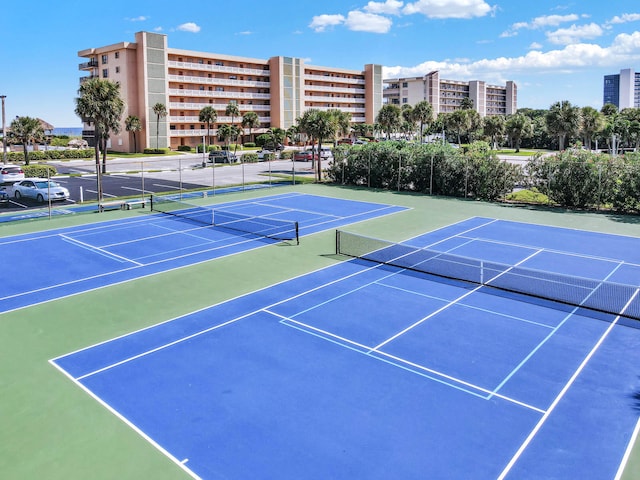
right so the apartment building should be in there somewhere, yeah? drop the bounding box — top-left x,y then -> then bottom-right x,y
383,71 -> 517,117
78,31 -> 383,151
603,68 -> 640,109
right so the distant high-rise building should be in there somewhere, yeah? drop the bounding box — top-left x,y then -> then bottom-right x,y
383,71 -> 517,117
603,68 -> 640,109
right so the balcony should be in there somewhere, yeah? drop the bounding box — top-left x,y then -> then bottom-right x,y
169,102 -> 271,112
80,75 -> 98,84
167,60 -> 269,77
305,73 -> 366,85
168,74 -> 270,88
169,89 -> 271,100
78,59 -> 99,70
305,85 -> 366,95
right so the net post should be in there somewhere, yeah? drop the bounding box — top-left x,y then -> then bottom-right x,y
335,230 -> 340,255
150,194 -> 154,212
295,222 -> 299,245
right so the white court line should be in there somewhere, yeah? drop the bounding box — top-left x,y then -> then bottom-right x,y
497,288 -> 640,480
47,360 -> 202,480
372,248 -> 545,351
268,310 -> 544,414
616,417 -> 640,480
59,234 -> 143,266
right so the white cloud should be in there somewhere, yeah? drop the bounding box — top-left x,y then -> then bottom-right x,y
364,0 -> 404,15
309,14 -> 346,32
402,0 -> 494,19
345,10 -> 393,33
176,22 -> 201,33
546,23 -> 603,45
236,31 -> 253,35
607,13 -> 640,25
525,14 -> 580,29
153,26 -> 163,32
127,15 -> 148,22
529,42 -> 543,50
383,31 -> 640,80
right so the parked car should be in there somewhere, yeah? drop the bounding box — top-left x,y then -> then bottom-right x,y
313,146 -> 334,160
0,164 -> 25,185
12,178 -> 70,202
293,150 -> 314,162
208,151 -> 238,163
257,149 -> 277,161
0,187 -> 8,204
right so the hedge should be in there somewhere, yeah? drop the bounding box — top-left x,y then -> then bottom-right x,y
143,148 -> 170,154
5,149 -> 94,163
243,153 -> 259,163
23,164 -> 58,178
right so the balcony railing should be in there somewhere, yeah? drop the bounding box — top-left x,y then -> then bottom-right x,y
169,102 -> 271,112
169,89 -> 271,99
168,75 -> 270,88
78,59 -> 99,70
168,61 -> 269,77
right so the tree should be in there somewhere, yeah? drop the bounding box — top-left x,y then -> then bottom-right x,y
446,109 -> 471,145
298,109 -> 335,181
285,125 -> 298,145
483,115 -> 506,150
225,102 -> 240,154
152,102 -> 167,149
75,78 -> 125,199
411,101 -> 433,143
460,97 -> 474,110
125,115 -> 142,153
327,109 -> 351,145
580,107 -> 603,150
376,104 -> 401,140
9,116 -> 44,165
241,111 -> 260,144
199,106 -> 217,148
545,100 -> 580,150
505,114 -> 532,153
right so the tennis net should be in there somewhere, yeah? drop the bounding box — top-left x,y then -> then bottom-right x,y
336,230 -> 640,321
151,195 -> 299,243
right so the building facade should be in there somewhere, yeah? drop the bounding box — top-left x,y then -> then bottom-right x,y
383,71 -> 517,117
78,31 -> 383,151
603,68 -> 640,109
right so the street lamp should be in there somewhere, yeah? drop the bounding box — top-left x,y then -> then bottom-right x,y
1,95 -> 6,163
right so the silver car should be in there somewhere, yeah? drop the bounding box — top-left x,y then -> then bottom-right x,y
12,178 -> 70,202
0,164 -> 25,185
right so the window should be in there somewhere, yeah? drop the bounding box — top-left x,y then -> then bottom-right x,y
215,61 -> 224,66
402,98 -> 408,104
215,87 -> 224,91
229,75 -> 237,80
102,69 -> 108,78
114,52 -> 120,59
402,82 -> 408,87
101,54 -> 108,64
115,66 -> 120,74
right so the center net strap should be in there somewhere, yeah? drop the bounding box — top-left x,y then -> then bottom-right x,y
336,230 -> 640,321
151,195 -> 299,244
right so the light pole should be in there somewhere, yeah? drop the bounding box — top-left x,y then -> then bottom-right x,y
1,95 -> 6,163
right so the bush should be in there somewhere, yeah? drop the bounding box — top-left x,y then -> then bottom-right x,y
243,142 -> 256,148
243,153 -> 259,163
5,148 -> 94,163
24,164 -> 58,178
177,145 -> 192,152
143,148 -> 170,154
208,145 -> 221,152
280,151 -> 293,160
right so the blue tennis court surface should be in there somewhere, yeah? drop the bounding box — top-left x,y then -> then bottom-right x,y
0,193 -> 405,314
52,217 -> 640,479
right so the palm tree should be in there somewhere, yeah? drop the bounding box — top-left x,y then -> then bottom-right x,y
483,115 -> 506,150
125,115 -> 142,153
152,102 -> 167,149
505,114 -> 532,153
580,107 -> 603,150
545,100 -> 581,150
285,125 -> 298,146
327,109 -> 351,145
225,102 -> 240,154
297,109 -> 335,181
241,111 -> 260,144
446,109 -> 471,146
75,78 -> 125,199
217,124 -> 240,151
460,97 -> 474,110
199,106 -> 217,149
376,104 -> 401,140
412,101 -> 433,143
9,116 -> 44,165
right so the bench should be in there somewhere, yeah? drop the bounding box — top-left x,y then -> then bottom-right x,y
98,200 -> 125,212
125,199 -> 146,210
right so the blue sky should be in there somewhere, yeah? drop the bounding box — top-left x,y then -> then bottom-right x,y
1,0 -> 639,127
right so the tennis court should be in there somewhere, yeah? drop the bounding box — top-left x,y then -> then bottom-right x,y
0,192 -> 405,314
51,216 -> 640,479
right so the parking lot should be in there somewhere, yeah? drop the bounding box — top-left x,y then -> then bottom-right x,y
0,155 -> 326,213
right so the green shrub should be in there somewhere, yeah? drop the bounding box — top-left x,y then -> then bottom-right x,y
243,153 -> 259,163
208,145 -> 221,152
143,148 -> 169,154
280,151 -> 293,160
177,145 -> 192,152
24,164 -> 58,178
244,142 -> 256,148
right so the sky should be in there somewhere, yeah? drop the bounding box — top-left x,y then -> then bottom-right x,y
1,0 -> 639,127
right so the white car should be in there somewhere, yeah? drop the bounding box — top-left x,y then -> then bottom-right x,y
12,178 -> 70,202
0,164 -> 25,184
313,146 -> 333,160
